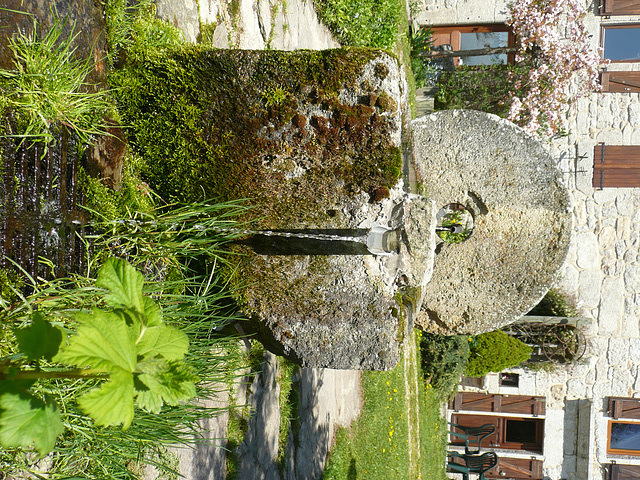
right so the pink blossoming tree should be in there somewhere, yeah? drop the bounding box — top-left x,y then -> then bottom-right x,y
506,0 -> 605,135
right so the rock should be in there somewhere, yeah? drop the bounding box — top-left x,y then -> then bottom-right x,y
411,110 -> 573,335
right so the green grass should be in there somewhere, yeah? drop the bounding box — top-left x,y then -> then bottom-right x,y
0,13 -> 111,152
323,361 -> 410,479
277,357 -> 299,466
323,330 -> 449,480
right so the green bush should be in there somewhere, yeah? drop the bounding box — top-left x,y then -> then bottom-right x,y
466,331 -> 532,377
528,288 -> 578,317
434,65 -> 528,118
419,332 -> 469,398
315,0 -> 402,50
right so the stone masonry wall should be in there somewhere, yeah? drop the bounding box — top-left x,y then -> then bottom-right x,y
411,0 -> 510,27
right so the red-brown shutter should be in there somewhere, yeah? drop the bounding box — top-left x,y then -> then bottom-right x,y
608,463 -> 640,480
486,458 -> 544,479
593,145 -> 640,188
451,393 -> 545,415
601,72 -> 640,93
609,397 -> 640,419
601,0 -> 640,15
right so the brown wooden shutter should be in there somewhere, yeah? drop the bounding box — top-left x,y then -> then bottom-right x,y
601,0 -> 640,15
594,145 -> 640,188
486,458 -> 543,479
609,397 -> 640,419
601,72 -> 640,93
609,463 -> 640,480
452,393 -> 545,415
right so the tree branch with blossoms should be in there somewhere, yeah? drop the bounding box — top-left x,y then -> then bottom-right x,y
506,0 -> 606,136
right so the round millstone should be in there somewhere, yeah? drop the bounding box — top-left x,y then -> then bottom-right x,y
411,110 -> 573,335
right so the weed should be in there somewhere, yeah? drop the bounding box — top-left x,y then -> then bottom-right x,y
0,13 -> 111,152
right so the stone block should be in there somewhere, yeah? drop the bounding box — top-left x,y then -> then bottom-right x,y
578,269 -> 602,309
598,276 -> 625,335
625,264 -> 640,293
575,232 -> 600,270
566,378 -> 587,398
608,337 -> 629,366
629,102 -> 640,127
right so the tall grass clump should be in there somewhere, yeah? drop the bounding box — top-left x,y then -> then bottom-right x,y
104,0 -> 183,65
315,0 -> 402,49
0,13 -> 111,151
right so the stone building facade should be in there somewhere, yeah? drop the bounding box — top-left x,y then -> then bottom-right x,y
413,0 -> 640,479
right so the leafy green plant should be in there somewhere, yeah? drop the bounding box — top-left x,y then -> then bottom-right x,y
466,330 -> 532,378
0,258 -> 197,456
315,0 -> 402,49
104,0 -> 183,65
0,13 -> 111,151
418,332 -> 469,398
528,287 -> 578,317
435,65 -> 529,118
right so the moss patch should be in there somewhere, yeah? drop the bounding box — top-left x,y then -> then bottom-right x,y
111,47 -> 402,228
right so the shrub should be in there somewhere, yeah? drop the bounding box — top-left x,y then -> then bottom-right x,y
528,287 -> 578,317
315,0 -> 402,50
419,333 -> 469,398
466,330 -> 532,377
435,65 -> 528,118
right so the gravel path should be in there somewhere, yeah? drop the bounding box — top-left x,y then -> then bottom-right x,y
151,3 -> 362,479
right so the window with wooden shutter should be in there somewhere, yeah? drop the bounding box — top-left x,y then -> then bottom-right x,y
431,24 -> 515,66
609,397 -> 640,419
487,457 -> 543,479
601,72 -> 640,93
607,398 -> 640,456
593,145 -> 640,188
451,393 -> 546,415
601,0 -> 640,15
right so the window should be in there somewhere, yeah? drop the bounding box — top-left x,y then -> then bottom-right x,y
500,373 -> 520,387
608,397 -> 640,456
609,421 -> 640,454
593,145 -> 640,188
602,26 -> 640,62
431,25 -> 515,66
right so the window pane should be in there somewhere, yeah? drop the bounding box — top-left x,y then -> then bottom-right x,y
610,422 -> 640,451
604,27 -> 640,61
460,32 -> 508,65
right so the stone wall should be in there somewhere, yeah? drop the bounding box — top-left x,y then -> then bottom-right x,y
411,0 -> 510,27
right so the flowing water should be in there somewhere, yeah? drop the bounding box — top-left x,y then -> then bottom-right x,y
1,129 -> 90,280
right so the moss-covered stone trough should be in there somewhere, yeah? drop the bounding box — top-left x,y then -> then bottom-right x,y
113,46 -> 422,369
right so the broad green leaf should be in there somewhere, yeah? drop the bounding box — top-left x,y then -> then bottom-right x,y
78,369 -> 134,429
54,310 -> 136,373
136,325 -> 189,361
14,312 -> 62,361
141,297 -> 163,327
96,258 -> 144,313
136,360 -> 198,413
0,381 -> 63,456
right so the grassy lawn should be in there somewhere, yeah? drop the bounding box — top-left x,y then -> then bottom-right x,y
323,330 -> 449,480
